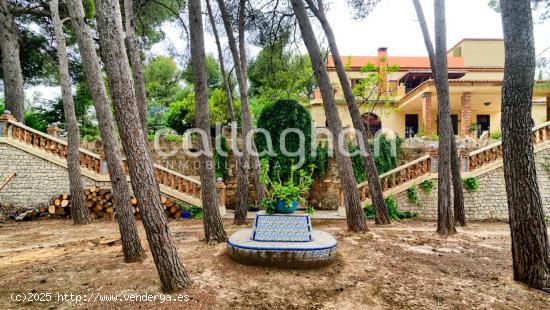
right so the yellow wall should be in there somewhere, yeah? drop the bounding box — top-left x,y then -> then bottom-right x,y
458,40 -> 505,68
309,102 -> 405,137
460,71 -> 504,80
308,102 -> 547,139
533,104 -> 547,125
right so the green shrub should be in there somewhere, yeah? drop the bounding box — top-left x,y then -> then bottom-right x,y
24,111 -> 48,133
256,99 -> 312,181
363,196 -> 418,220
490,131 -> 502,139
186,205 -> 203,219
259,158 -> 315,211
419,180 -> 435,196
164,133 -> 183,143
462,177 -> 480,191
407,186 -> 418,204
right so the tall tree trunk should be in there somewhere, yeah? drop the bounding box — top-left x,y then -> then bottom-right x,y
94,0 -> 191,292
50,0 -> 91,225
123,0 -> 148,138
291,0 -> 367,232
433,0 -> 455,235
0,0 -> 24,122
188,0 -> 228,244
206,0 -> 236,123
215,0 -> 253,224
450,138 -> 465,226
500,0 -> 550,291
306,0 -> 389,225
238,0 -> 265,208
412,0 -> 465,228
413,0 -> 456,234
66,0 -> 146,262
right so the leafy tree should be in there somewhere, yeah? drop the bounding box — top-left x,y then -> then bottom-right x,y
0,27 -> 58,85
27,80 -> 98,137
164,88 -> 233,134
143,55 -> 184,107
182,54 -> 222,89
164,91 -> 195,134
248,38 -> 315,105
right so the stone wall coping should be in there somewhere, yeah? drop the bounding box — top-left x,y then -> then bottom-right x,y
469,120 -> 550,157
7,120 -> 101,159
0,137 -> 109,181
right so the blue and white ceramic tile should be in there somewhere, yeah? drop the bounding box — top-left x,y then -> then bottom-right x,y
252,214 -> 312,242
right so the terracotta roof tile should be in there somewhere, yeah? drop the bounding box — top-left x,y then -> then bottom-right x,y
327,55 -> 465,70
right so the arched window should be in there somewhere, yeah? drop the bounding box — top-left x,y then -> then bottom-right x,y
362,112 -> 381,137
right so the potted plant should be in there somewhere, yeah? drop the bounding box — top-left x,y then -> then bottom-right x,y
259,158 -> 315,214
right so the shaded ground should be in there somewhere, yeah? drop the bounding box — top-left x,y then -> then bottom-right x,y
0,219 -> 548,309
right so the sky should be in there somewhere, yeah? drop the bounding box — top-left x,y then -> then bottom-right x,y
25,0 -> 550,104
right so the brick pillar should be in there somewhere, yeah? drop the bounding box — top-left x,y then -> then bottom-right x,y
422,92 -> 432,135
461,92 -> 472,136
546,96 -> 550,122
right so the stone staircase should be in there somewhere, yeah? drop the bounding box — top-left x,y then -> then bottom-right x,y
0,114 -> 226,213
337,120 -> 550,215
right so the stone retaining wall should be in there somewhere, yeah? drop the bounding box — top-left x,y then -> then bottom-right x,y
0,143 -> 110,207
394,147 -> 550,220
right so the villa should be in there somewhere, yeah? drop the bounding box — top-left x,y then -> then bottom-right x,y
308,38 -> 550,138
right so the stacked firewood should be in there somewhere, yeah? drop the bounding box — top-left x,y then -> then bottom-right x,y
43,186 -> 183,220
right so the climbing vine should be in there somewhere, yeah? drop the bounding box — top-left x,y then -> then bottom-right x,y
407,186 -> 418,204
462,177 -> 480,192
542,156 -> 550,176
419,180 -> 435,196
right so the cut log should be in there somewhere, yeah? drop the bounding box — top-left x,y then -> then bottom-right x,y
48,205 -> 56,214
61,200 -> 70,208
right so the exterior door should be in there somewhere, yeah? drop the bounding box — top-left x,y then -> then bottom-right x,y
405,114 -> 419,138
451,115 -> 458,135
477,115 -> 490,136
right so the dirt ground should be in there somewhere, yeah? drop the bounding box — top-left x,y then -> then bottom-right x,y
0,219 -> 549,309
